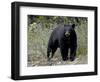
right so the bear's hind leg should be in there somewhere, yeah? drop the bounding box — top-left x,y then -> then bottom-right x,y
47,47 -> 51,61
51,46 -> 57,58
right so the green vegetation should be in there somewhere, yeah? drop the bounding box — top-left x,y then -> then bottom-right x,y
27,15 -> 88,66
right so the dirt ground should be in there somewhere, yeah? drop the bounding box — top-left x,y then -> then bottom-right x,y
27,49 -> 88,67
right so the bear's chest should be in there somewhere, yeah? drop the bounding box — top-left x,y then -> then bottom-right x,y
66,37 -> 71,45
63,37 -> 71,45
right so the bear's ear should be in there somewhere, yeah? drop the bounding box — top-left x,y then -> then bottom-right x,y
72,24 -> 75,29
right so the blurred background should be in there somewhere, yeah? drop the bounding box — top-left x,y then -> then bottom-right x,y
27,15 -> 88,66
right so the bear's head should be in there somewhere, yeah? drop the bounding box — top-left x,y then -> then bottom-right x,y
64,24 -> 75,38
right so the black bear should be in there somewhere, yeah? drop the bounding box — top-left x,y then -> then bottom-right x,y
47,24 -> 77,61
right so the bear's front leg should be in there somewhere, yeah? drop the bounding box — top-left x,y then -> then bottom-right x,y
60,45 -> 68,61
70,47 -> 77,61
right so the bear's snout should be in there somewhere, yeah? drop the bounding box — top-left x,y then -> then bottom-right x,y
65,31 -> 70,37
